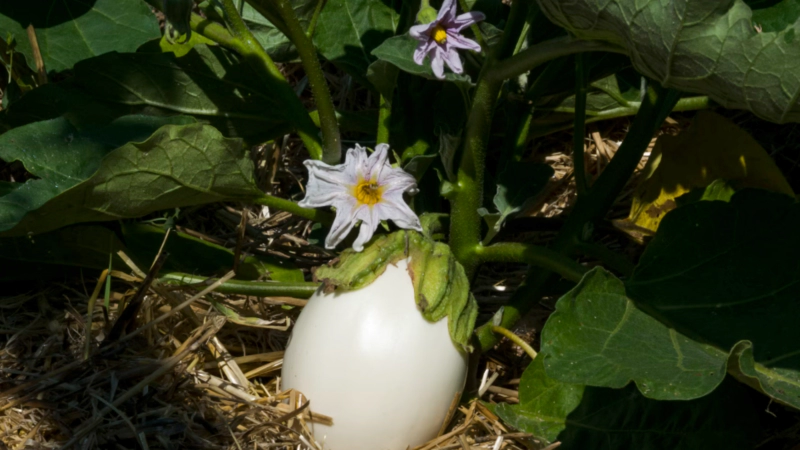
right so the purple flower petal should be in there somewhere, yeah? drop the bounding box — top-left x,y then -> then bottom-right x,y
438,0 -> 457,24
414,38 -> 437,65
450,11 -> 485,31
431,48 -> 446,79
447,32 -> 482,53
440,44 -> 463,74
410,22 -> 437,41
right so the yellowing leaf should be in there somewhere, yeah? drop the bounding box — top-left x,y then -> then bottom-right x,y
159,32 -> 216,58
627,111 -> 794,232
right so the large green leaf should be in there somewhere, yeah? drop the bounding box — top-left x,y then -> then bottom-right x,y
0,120 -> 262,236
493,356 -> 584,444
537,0 -> 800,123
557,378 -> 763,449
0,0 -> 160,73
541,268 -> 729,400
313,0 -> 399,82
627,189 -> 800,407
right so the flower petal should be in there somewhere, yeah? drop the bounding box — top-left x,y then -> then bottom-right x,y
352,207 -> 380,252
447,33 -> 482,53
441,43 -> 463,74
414,38 -> 437,65
431,48 -> 446,79
380,168 -> 418,194
410,22 -> 437,40
347,144 -> 370,181
364,143 -> 389,182
298,160 -> 353,208
374,192 -> 422,231
438,0 -> 457,24
451,11 -> 485,31
324,197 -> 361,249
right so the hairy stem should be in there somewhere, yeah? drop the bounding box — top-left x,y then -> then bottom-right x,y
253,194 -> 334,224
476,85 -> 681,353
218,0 -> 324,160
475,242 -> 587,283
160,273 -> 320,298
272,0 -> 341,164
376,94 -> 392,144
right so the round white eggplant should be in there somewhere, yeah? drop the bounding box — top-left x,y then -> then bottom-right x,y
281,259 -> 468,450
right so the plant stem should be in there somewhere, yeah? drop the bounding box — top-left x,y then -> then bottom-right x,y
253,194 -> 334,224
491,326 -> 537,360
475,84 -> 680,353
272,0 -> 341,164
218,0 -> 324,160
448,0 -> 528,277
307,0 -> 326,37
573,53 -> 589,196
488,37 -> 626,83
376,94 -> 392,144
475,242 -> 587,283
160,273 -> 319,298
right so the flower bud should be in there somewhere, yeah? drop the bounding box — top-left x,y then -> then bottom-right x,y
162,0 -> 193,44
416,5 -> 439,24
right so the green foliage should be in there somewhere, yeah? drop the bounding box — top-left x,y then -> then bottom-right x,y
313,0 -> 399,84
493,356 -> 584,444
490,162 -> 553,233
628,189 -> 800,407
372,36 -> 473,83
537,0 -> 800,123
0,0 -> 160,72
241,0 -> 318,61
0,119 -> 262,236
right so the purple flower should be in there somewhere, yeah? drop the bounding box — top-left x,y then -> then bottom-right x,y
409,0 -> 485,79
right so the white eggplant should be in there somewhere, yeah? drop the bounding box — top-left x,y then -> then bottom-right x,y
281,259 -> 468,450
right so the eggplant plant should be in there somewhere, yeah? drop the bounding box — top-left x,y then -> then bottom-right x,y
1,0 -> 800,448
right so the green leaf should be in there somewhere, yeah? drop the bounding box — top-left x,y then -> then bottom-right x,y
372,36 -> 473,84
491,163 -> 553,232
0,0 -> 160,73
493,356 -> 584,444
537,0 -> 800,123
121,223 -> 303,282
66,45 -> 300,142
313,0 -> 399,82
0,121 -> 263,236
541,268 -> 729,400
558,378 -> 763,449
242,1 -> 317,62
627,189 -> 800,408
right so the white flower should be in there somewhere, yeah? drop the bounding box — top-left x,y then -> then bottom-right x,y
299,144 -> 422,252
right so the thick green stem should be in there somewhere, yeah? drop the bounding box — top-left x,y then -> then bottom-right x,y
475,242 -> 587,283
272,0 -> 341,164
573,53 -> 589,196
253,194 -> 334,224
475,85 -> 681,353
376,94 -> 392,144
218,0 -> 324,160
448,0 -> 528,277
488,38 -> 626,83
160,273 -> 319,298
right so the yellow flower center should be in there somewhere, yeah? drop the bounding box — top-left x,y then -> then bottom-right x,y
353,178 -> 384,206
431,25 -> 447,44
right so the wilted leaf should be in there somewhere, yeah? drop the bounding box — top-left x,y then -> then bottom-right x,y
558,378 -> 763,449
372,36 -> 473,84
314,0 -> 398,82
627,111 -> 793,231
493,356 -> 584,444
0,0 -> 160,73
537,0 -> 800,123
122,223 -> 302,282
0,121 -> 262,236
541,268 -> 729,400
628,188 -> 800,408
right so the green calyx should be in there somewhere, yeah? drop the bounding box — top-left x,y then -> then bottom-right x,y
314,230 -> 478,352
417,6 -> 439,24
